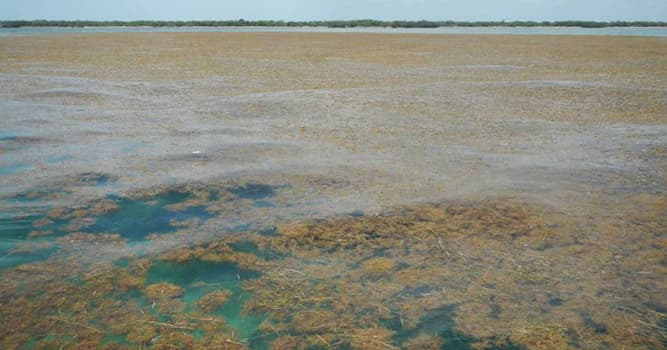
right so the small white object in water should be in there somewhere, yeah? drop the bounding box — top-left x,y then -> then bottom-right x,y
191,151 -> 201,155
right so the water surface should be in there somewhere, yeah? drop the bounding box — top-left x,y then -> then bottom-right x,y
0,32 -> 665,349
1,25 -> 666,37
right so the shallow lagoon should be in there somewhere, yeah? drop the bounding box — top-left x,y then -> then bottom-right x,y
0,32 -> 666,349
1,181 -> 665,349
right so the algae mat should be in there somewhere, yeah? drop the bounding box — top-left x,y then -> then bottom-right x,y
0,33 -> 666,349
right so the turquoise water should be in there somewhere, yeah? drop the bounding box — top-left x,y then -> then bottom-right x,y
0,182 -> 283,269
0,214 -> 59,268
0,240 -> 56,268
1,26 -> 666,37
0,189 -> 214,268
1,184 -> 665,348
0,162 -> 33,175
46,155 -> 75,164
0,132 -> 36,175
384,305 -> 477,349
146,260 -> 265,342
86,192 -> 213,241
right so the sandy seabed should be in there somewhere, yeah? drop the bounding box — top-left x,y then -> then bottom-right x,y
0,33 -> 666,349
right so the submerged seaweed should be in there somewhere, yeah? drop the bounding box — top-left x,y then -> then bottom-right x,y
0,183 -> 665,349
86,192 -> 213,241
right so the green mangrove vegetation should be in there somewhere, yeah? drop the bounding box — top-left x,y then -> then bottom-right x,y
2,19 -> 667,28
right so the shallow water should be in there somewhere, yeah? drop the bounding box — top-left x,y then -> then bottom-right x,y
86,193 -> 211,241
0,33 -> 665,349
0,185 -> 664,349
1,26 -> 667,37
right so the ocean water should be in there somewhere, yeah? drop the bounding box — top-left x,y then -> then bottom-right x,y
0,32 -> 665,349
1,182 -> 664,349
1,25 -> 667,37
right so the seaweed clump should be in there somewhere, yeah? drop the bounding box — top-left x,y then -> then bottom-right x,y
0,194 -> 665,349
509,324 -> 571,350
143,282 -> 185,299
402,334 -> 443,350
197,290 -> 233,312
349,327 -> 395,350
361,257 -> 396,278
270,335 -> 308,350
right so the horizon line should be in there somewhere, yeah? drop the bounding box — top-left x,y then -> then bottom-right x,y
3,19 -> 667,29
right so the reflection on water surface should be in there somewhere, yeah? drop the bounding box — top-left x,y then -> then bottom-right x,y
0,32 -> 665,350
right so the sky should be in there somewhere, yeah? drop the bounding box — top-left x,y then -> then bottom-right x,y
0,0 -> 665,22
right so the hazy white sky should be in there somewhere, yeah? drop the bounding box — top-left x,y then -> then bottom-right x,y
0,0 -> 665,21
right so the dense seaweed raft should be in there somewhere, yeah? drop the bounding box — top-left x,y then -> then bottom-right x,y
1,33 -> 666,349
0,179 -> 665,349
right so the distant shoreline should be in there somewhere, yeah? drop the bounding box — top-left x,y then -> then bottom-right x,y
2,20 -> 667,29
4,26 -> 667,31
3,25 -> 666,38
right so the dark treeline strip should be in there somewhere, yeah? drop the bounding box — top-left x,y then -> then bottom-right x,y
2,19 -> 667,29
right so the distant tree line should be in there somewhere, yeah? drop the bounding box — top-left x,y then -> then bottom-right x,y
2,19 -> 666,29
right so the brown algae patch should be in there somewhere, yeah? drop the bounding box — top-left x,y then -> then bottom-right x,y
360,257 -> 397,278
197,290 -> 233,312
143,282 -> 185,300
0,31 -> 665,350
0,194 -> 665,349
